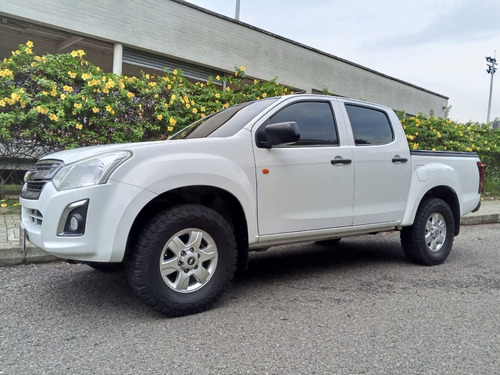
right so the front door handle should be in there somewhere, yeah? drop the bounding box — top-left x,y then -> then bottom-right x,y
331,159 -> 352,165
392,157 -> 408,163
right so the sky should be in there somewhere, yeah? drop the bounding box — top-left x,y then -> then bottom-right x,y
185,0 -> 500,124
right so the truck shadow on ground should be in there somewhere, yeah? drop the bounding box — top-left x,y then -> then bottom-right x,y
240,233 -> 408,283
43,233 -> 409,317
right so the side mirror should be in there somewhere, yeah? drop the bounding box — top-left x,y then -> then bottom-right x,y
260,121 -> 300,148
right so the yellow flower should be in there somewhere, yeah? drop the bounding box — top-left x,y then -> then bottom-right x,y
81,73 -> 92,80
192,108 -> 198,114
75,123 -> 83,130
19,88 -> 25,94
167,126 -> 173,132
173,69 -> 178,75
1,203 -> 7,208
74,103 -> 82,109
71,49 -> 85,58
60,94 -> 66,100
10,93 -> 20,103
26,41 -> 34,48
262,93 -> 267,98
127,92 -> 135,98
215,93 -> 220,98
63,85 -> 73,92
167,84 -> 172,90
68,71 -> 77,79
186,103 -> 191,109
240,66 -> 245,71
169,117 -> 177,126
25,48 -> 32,54
157,114 -> 163,120
0,100 -> 5,107
216,75 -> 221,81
49,113 -> 59,122
105,105 -> 113,112
92,107 -> 100,113
201,106 -> 205,112
254,79 -> 258,84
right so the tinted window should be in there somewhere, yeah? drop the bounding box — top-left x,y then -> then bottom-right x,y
345,105 -> 393,145
259,101 -> 338,146
170,98 -> 278,139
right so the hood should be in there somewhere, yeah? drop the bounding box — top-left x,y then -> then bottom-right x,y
40,140 -> 166,164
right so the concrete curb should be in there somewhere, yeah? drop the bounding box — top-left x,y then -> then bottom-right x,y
0,244 -> 59,267
461,213 -> 500,226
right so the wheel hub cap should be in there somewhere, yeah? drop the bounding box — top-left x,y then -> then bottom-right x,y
425,213 -> 447,253
159,229 -> 218,293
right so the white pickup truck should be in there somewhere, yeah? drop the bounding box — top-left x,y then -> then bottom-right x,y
20,94 -> 484,316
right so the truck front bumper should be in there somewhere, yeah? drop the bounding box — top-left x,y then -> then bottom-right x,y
19,180 -> 155,262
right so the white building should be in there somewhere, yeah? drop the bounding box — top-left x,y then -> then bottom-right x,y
0,0 -> 448,116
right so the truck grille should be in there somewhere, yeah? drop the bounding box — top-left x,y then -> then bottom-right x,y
20,159 -> 63,200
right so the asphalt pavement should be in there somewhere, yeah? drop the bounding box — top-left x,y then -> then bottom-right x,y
1,200 -> 499,266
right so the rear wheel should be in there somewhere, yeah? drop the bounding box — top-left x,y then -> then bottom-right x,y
401,198 -> 454,266
126,204 -> 237,317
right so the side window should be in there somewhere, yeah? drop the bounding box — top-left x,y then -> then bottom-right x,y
345,104 -> 394,145
260,101 -> 338,146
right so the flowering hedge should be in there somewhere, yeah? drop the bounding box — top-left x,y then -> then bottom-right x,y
0,42 -> 292,151
402,115 -> 500,192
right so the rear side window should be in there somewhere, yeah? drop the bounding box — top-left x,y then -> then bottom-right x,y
345,104 -> 393,145
261,101 -> 338,146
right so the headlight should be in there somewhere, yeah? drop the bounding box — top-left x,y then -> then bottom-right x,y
52,151 -> 131,191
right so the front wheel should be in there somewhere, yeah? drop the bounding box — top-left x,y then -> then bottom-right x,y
126,204 -> 238,317
400,198 -> 455,266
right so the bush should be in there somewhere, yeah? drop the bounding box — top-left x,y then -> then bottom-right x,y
0,42 -> 292,150
402,115 -> 500,194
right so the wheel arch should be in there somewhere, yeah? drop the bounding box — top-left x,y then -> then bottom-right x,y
124,185 -> 249,268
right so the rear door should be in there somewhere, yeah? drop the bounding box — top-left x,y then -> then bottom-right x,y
342,103 -> 411,225
252,99 -> 354,235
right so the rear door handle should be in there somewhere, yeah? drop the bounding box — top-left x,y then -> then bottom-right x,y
331,159 -> 352,165
392,158 -> 408,163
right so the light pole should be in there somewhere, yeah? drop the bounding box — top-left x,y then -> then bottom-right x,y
486,54 -> 497,124
235,0 -> 240,20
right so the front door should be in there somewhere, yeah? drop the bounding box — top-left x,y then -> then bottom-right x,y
253,100 -> 354,235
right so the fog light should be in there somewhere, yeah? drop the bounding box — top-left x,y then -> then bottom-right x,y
57,199 -> 89,236
68,214 -> 81,232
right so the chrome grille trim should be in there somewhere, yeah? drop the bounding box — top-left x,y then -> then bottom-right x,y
20,159 -> 63,200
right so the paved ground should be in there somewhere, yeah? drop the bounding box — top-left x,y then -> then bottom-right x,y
1,200 -> 499,266
1,224 -> 499,374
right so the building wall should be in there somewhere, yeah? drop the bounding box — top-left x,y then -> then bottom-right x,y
0,0 -> 448,116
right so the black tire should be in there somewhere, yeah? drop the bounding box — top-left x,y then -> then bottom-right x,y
125,204 -> 237,317
401,198 -> 454,266
84,262 -> 124,272
316,238 -> 342,246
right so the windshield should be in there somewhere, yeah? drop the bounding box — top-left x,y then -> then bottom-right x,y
170,98 -> 279,139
